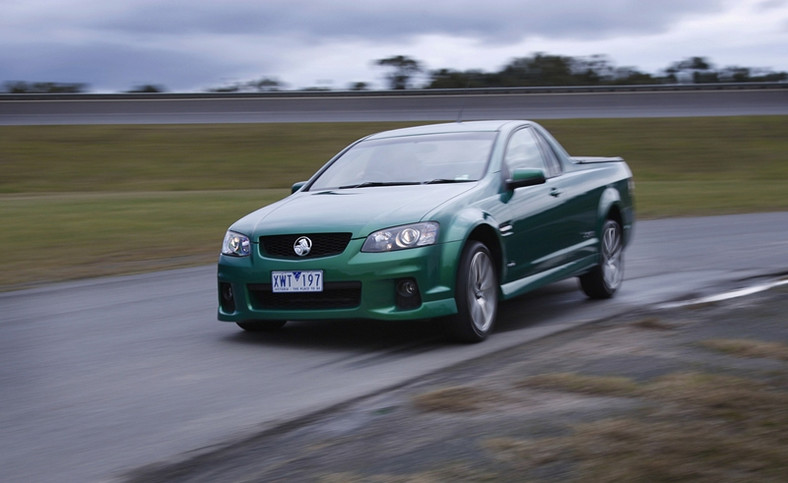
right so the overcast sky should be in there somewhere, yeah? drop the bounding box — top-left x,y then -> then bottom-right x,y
2,0 -> 787,92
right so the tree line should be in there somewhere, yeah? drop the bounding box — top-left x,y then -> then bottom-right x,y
3,53 -> 786,93
381,54 -> 787,90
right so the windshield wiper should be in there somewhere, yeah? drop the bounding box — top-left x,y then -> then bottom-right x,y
422,178 -> 474,184
338,181 -> 420,189
336,179 -> 472,189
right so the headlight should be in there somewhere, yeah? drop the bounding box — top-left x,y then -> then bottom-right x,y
222,231 -> 251,257
362,222 -> 439,252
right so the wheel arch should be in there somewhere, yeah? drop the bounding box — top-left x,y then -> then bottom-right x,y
606,203 -> 623,228
465,223 -> 504,280
446,230 -> 501,342
438,203 -> 505,282
597,186 -> 629,247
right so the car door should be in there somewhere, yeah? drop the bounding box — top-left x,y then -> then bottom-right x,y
499,127 -> 571,282
533,130 -> 598,262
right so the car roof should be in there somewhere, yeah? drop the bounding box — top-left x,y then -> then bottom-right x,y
363,120 -> 533,140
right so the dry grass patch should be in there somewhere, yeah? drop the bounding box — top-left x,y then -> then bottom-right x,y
701,338 -> 788,361
517,373 -> 641,397
644,372 -> 788,423
318,465 -> 495,483
632,316 -> 677,330
412,385 -> 505,413
483,436 -> 568,468
566,417 -> 788,481
483,370 -> 788,480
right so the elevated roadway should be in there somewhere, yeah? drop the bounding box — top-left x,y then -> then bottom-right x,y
1,85 -> 786,125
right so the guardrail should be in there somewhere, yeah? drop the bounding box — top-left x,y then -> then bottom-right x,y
1,82 -> 786,101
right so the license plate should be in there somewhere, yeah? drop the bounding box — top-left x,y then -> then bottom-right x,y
271,270 -> 323,293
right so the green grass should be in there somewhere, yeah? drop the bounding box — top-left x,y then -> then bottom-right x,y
1,117 -> 786,290
0,190 -> 287,289
0,122 -> 414,193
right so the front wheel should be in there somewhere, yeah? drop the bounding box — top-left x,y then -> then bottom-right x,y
579,219 -> 624,299
237,320 -> 287,332
445,241 -> 499,343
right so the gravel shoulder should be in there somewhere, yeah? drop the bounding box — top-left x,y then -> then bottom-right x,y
125,283 -> 788,482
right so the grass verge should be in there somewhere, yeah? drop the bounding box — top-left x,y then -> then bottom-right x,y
493,369 -> 788,481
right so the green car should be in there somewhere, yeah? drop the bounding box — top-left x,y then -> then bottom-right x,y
218,120 -> 634,342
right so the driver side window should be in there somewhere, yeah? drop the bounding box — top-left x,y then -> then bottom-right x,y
504,128 -> 547,174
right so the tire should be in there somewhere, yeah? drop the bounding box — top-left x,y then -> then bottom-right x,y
236,320 -> 287,332
580,219 -> 624,299
446,241 -> 499,343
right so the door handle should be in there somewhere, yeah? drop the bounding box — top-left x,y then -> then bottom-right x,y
550,188 -> 562,197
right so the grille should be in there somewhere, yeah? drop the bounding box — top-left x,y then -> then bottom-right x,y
259,233 -> 352,259
248,282 -> 362,310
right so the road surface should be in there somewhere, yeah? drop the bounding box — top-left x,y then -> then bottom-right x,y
1,212 -> 787,481
2,88 -> 786,125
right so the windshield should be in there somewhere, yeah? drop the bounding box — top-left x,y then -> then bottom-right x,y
309,132 -> 496,190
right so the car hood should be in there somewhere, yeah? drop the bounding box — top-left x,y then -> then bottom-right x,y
233,184 -> 476,239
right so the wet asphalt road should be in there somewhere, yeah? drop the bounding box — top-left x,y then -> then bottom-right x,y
1,212 -> 787,482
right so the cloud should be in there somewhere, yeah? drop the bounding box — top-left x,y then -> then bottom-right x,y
66,0 -> 727,43
0,38 -> 255,92
0,0 -> 784,92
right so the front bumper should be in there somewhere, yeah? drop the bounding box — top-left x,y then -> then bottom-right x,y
217,239 -> 461,323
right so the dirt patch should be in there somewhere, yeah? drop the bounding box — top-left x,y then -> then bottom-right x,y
124,286 -> 788,482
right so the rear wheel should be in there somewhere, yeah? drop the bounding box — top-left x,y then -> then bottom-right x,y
446,241 -> 499,343
580,219 -> 624,299
237,320 -> 287,332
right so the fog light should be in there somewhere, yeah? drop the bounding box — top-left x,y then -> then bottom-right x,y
219,282 -> 236,313
395,278 -> 421,310
397,279 -> 417,297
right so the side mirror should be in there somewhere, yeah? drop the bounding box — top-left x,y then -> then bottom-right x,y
291,181 -> 307,193
505,168 -> 546,191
